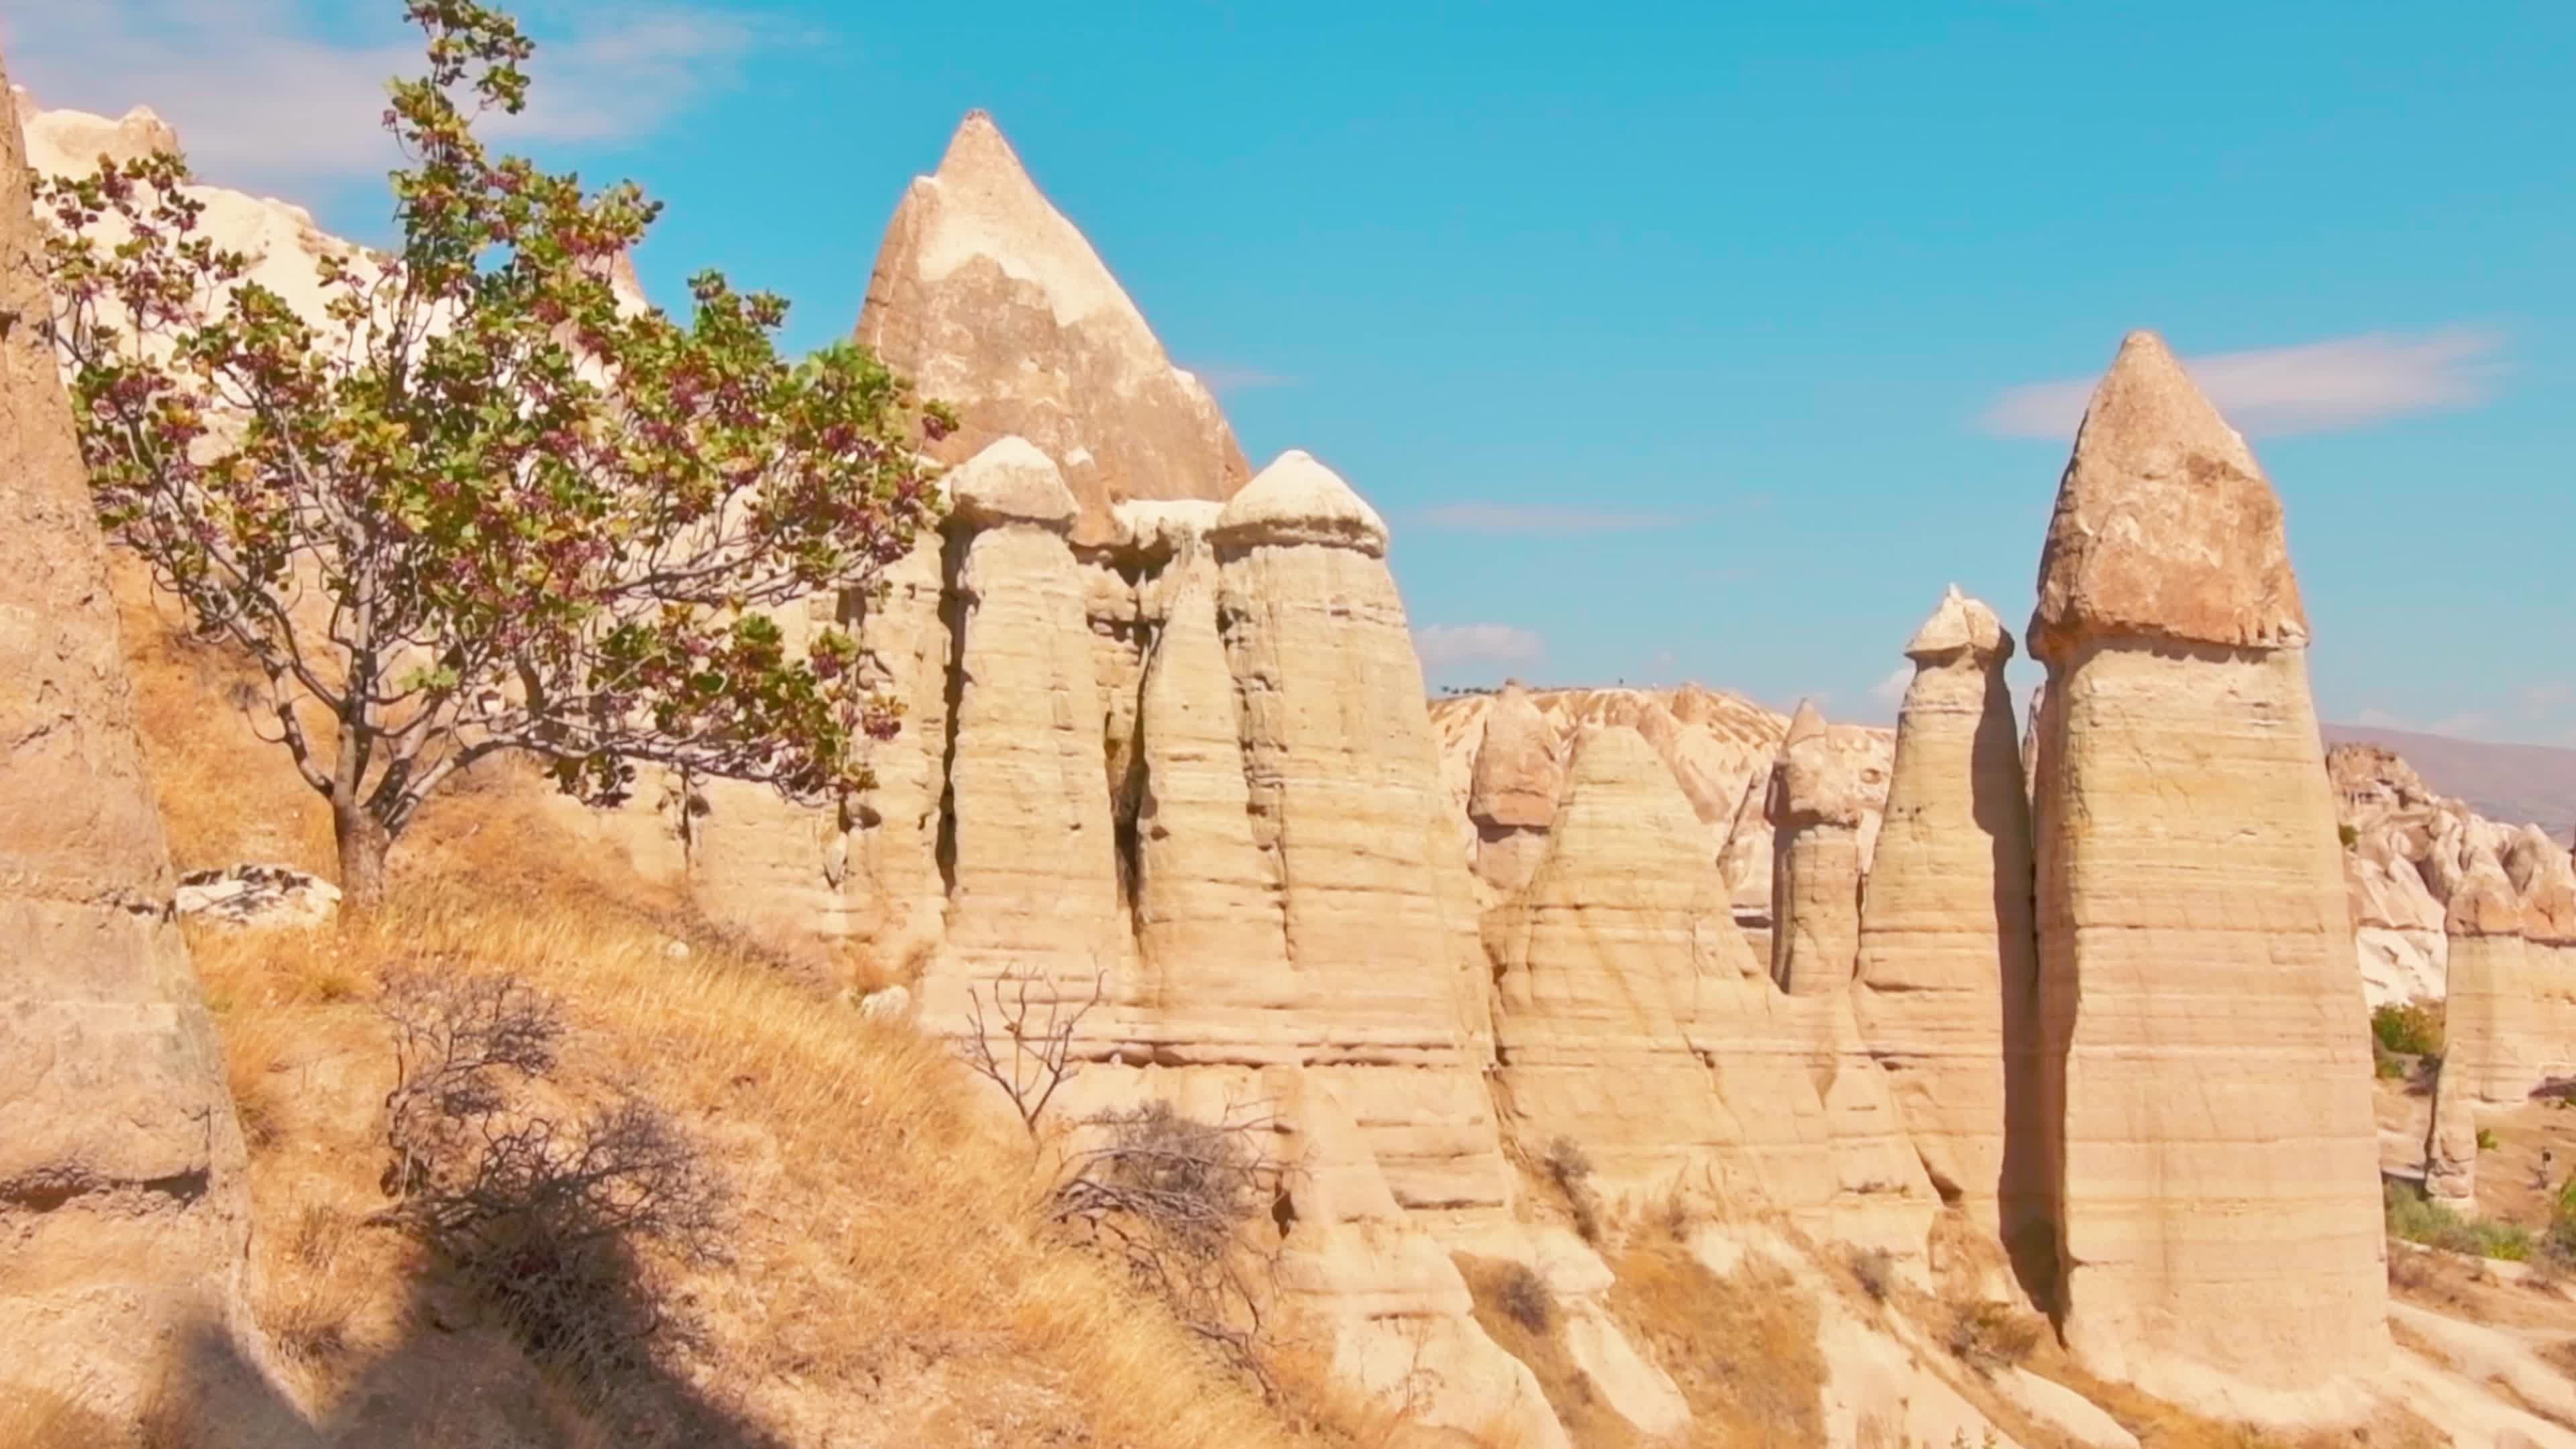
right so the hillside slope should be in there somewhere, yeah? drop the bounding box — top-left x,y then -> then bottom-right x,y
2321,725 -> 2576,839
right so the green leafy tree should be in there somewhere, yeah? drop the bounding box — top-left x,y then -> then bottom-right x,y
36,1 -> 951,906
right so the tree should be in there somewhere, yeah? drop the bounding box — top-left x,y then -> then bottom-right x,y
35,0 -> 951,906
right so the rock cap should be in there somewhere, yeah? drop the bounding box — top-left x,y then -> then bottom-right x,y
946,435 -> 1077,532
1766,699 -> 1872,829
1906,584 -> 2012,664
2447,847 -> 2531,938
2028,331 -> 2310,663
1210,449 -> 1389,556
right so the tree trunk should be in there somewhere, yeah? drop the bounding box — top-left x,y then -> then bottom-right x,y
334,801 -> 390,912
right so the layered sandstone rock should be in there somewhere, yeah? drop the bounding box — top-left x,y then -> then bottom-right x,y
1130,535 -> 1293,1006
927,439 -> 1132,1014
1854,587 -> 2041,1242
2028,331 -> 2384,1423
1212,452 -> 1505,1217
0,62 -> 260,1414
1767,700 -> 1870,999
2424,1056 -> 2479,1211
1488,726 -> 1796,1198
1467,681 -> 1558,892
2440,848 -> 2549,1107
858,112 -> 1248,547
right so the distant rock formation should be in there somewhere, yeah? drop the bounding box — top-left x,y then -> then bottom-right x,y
2440,843 -> 2570,1107
1766,700 -> 1870,1000
858,112 -> 1249,547
1466,681 -> 1559,892
2027,331 -> 2384,1424
1855,587 -> 2041,1246
0,58 -> 262,1417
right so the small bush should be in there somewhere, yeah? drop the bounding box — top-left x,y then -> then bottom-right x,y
2373,1001 -> 2446,1060
2479,1127 -> 2500,1152
1493,1261 -> 1554,1334
2339,823 -> 2360,849
1541,1135 -> 1603,1244
2384,1180 -> 2532,1261
1849,1246 -> 1898,1303
374,971 -> 731,1403
1945,1301 -> 2041,1373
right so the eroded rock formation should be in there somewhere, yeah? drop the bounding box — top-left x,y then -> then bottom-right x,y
2027,331 -> 2384,1424
1467,681 -> 1559,892
0,60 -> 260,1415
857,112 -> 1248,547
1855,587 -> 2041,1245
1767,700 -> 1870,1000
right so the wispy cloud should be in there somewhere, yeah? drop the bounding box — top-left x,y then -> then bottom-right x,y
1870,665 -> 1912,708
1980,328 -> 2508,439
1413,623 -> 1544,674
2425,711 -> 2497,741
1,0 -> 769,191
1179,362 -> 1298,395
1415,502 -> 1681,535
2353,707 -> 2407,730
2523,682 -> 2573,716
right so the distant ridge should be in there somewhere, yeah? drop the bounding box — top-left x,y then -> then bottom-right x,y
2321,724 -> 2574,837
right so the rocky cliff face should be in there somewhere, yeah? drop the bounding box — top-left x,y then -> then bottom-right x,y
0,60 -> 262,1421
2027,331 -> 2385,1425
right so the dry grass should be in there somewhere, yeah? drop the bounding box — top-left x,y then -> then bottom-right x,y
1604,1241 -> 1825,1449
1452,1254 -> 1644,1448
112,579 -> 1356,1448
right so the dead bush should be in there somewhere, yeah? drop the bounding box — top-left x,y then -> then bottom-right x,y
373,971 -> 729,1406
1945,1299 -> 2041,1373
1051,1099 -> 1283,1383
957,969 -> 1102,1138
1541,1134 -> 1604,1244
1849,1246 -> 1898,1303
1493,1260 -> 1554,1334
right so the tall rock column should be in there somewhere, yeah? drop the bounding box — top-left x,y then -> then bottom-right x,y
0,53 -> 258,1413
926,438 -> 1132,1021
1467,681 -> 1559,893
2028,331 -> 2383,1423
1211,451 -> 1506,1221
1856,586 -> 2041,1246
1766,699 -> 1868,998
2440,849 -> 2537,1107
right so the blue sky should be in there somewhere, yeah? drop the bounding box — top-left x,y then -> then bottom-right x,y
8,1 -> 2571,741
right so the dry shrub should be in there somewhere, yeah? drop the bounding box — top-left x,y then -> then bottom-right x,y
1543,1135 -> 1605,1244
1943,1299 -> 2041,1373
1607,1241 -> 1824,1448
1848,1246 -> 1897,1303
373,971 -> 730,1407
1454,1254 -> 1644,1448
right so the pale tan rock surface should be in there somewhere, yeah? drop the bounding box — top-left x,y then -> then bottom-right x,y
1767,700 -> 1870,999
2027,331 -> 2384,1424
2440,849 -> 2547,1108
0,62 -> 262,1416
1487,726 -> 1784,1197
1130,537 -> 1294,1006
1213,452 -> 1507,1220
857,113 -> 1248,547
1466,680 -> 1558,892
924,438 -> 1132,1015
1855,587 -> 2042,1244
2424,1053 -> 2479,1210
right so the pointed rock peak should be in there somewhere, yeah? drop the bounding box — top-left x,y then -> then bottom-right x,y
947,435 -> 1077,532
935,109 -> 1029,186
1904,585 -> 2012,663
2028,329 -> 2308,663
1564,724 -> 1665,790
1782,698 -> 1829,748
1209,449 -> 1389,556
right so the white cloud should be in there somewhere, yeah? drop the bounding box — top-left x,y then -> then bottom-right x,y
2522,682 -> 2573,716
2353,707 -> 2407,730
1980,329 -> 2507,439
1870,665 -> 1912,707
0,0 -> 767,191
1413,623 -> 1543,674
2424,711 -> 2496,741
1417,502 -> 1680,535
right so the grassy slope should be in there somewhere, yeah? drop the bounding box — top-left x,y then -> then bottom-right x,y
109,567 -> 1361,1449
